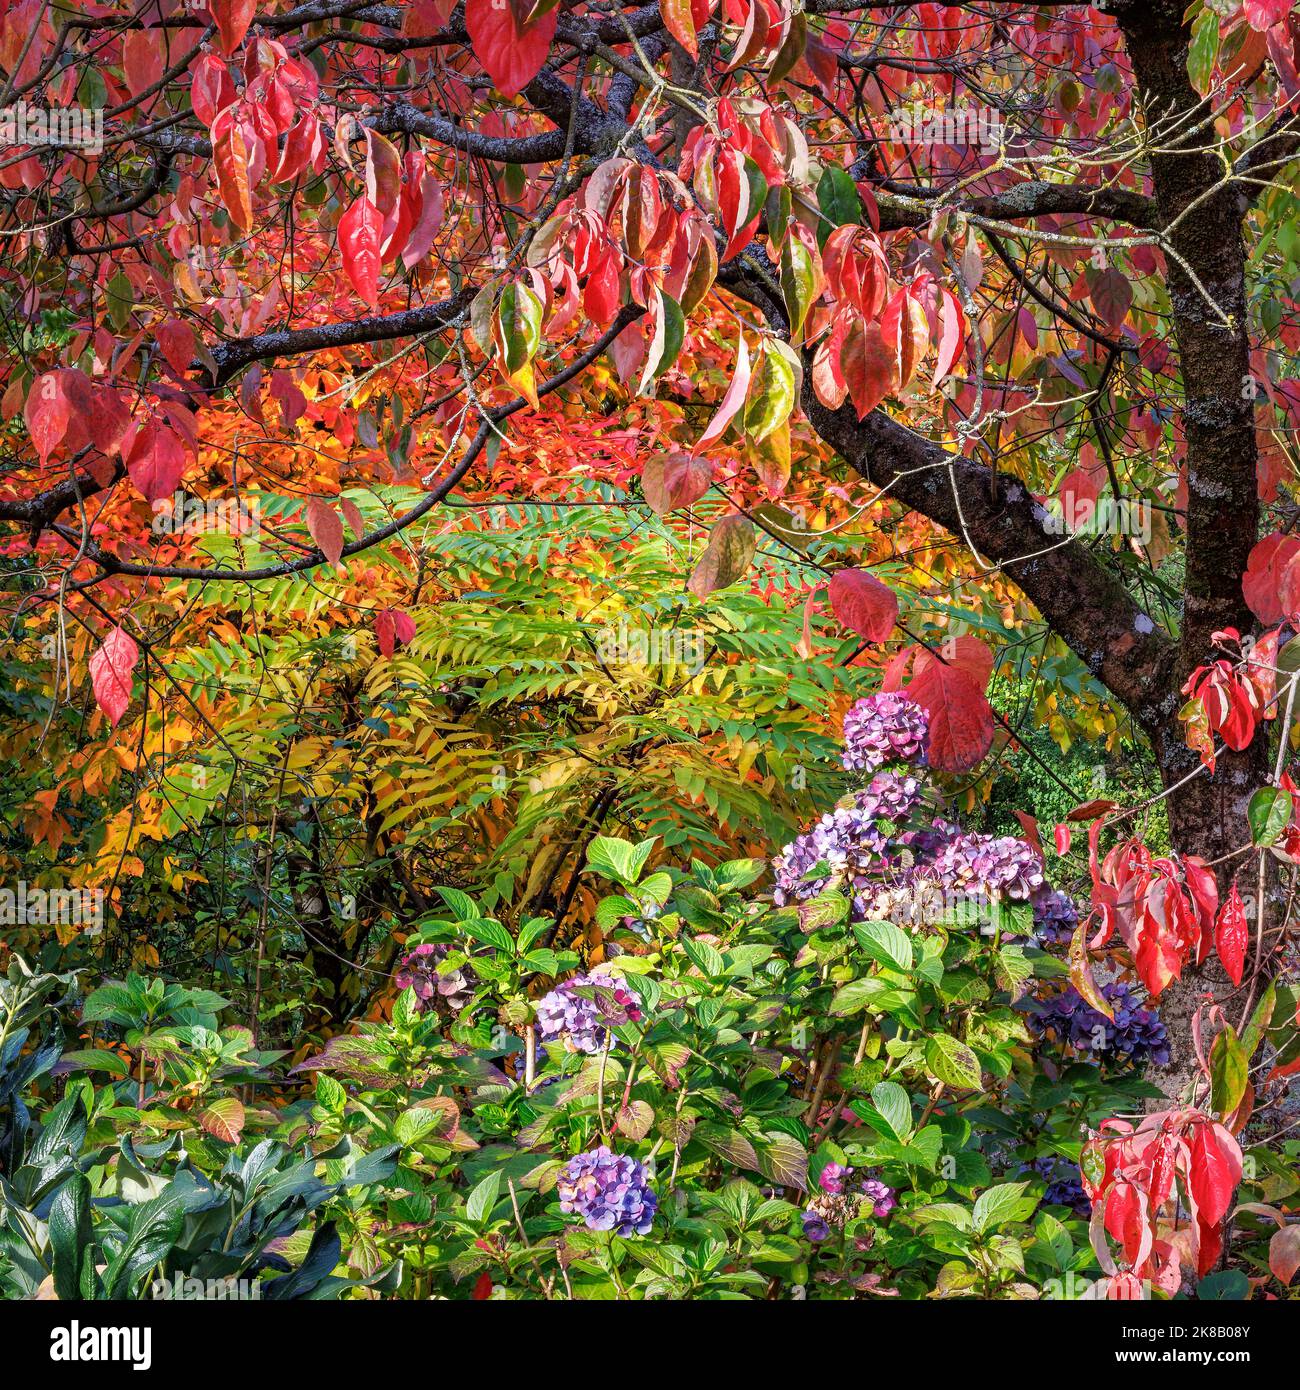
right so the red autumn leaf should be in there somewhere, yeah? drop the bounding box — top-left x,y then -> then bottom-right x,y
339,497 -> 366,541
155,320 -> 196,378
1087,267 -> 1133,330
306,497 -> 345,566
88,626 -> 140,728
1213,881 -> 1249,987
375,608 -> 417,657
126,420 -> 187,503
1013,810 -> 1044,860
661,0 -> 713,60
880,285 -> 928,387
917,634 -> 994,690
828,568 -> 898,643
838,318 -> 898,420
123,30 -> 164,97
1054,823 -> 1072,856
905,657 -> 994,773
1243,530 -> 1300,625
1270,1225 -> 1300,1286
642,451 -> 713,515
1187,1118 -> 1243,1232
697,330 -> 751,448
465,0 -> 558,99
211,109 -> 254,231
24,372 -> 71,462
1245,0 -> 1291,31
933,287 -> 966,384
339,195 -> 383,306
189,53 -> 237,127
209,0 -> 256,54
471,1271 -> 493,1300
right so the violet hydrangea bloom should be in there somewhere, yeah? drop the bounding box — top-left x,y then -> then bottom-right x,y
556,1145 -> 657,1236
772,773 -> 924,912
861,1178 -> 897,1217
535,971 -> 642,1055
841,693 -> 929,775
931,831 -> 1045,902
1030,885 -> 1080,946
1027,981 -> 1169,1067
393,943 -> 473,1012
818,1162 -> 850,1195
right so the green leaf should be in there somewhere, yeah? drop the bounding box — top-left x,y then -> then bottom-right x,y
868,1080 -> 912,1140
495,280 -> 543,375
49,1173 -> 93,1301
1248,786 -> 1292,847
1187,4 -> 1220,95
853,919 -> 913,973
466,1169 -> 503,1225
796,890 -> 849,933
972,1181 -> 1038,1234
462,917 -> 515,954
586,836 -> 656,885
780,231 -> 819,343
924,1032 -> 983,1090
743,341 -> 797,443
816,165 -> 860,244
682,935 -> 725,978
435,886 -> 482,920
1210,1023 -> 1249,1119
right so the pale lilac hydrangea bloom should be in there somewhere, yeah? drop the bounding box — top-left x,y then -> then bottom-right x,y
535,971 -> 642,1055
841,692 -> 929,775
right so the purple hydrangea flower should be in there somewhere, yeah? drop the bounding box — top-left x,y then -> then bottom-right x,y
842,693 -> 929,776
393,943 -> 473,1012
772,803 -> 889,906
1020,1155 -> 1089,1214
556,1146 -> 657,1236
1027,981 -> 1169,1067
772,774 -> 924,914
857,770 -> 924,825
535,971 -> 642,1055
818,1162 -> 850,1195
861,1178 -> 896,1217
802,1208 -> 833,1242
801,1170 -> 896,1241
1030,885 -> 1080,945
931,832 -> 1045,902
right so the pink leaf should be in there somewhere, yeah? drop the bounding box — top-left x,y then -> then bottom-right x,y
828,568 -> 898,643
306,497 -> 345,566
89,626 -> 140,728
465,0 -> 558,98
126,420 -> 187,503
697,331 -> 751,449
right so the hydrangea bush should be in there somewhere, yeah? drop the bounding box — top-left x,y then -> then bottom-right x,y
9,695 -> 1285,1303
